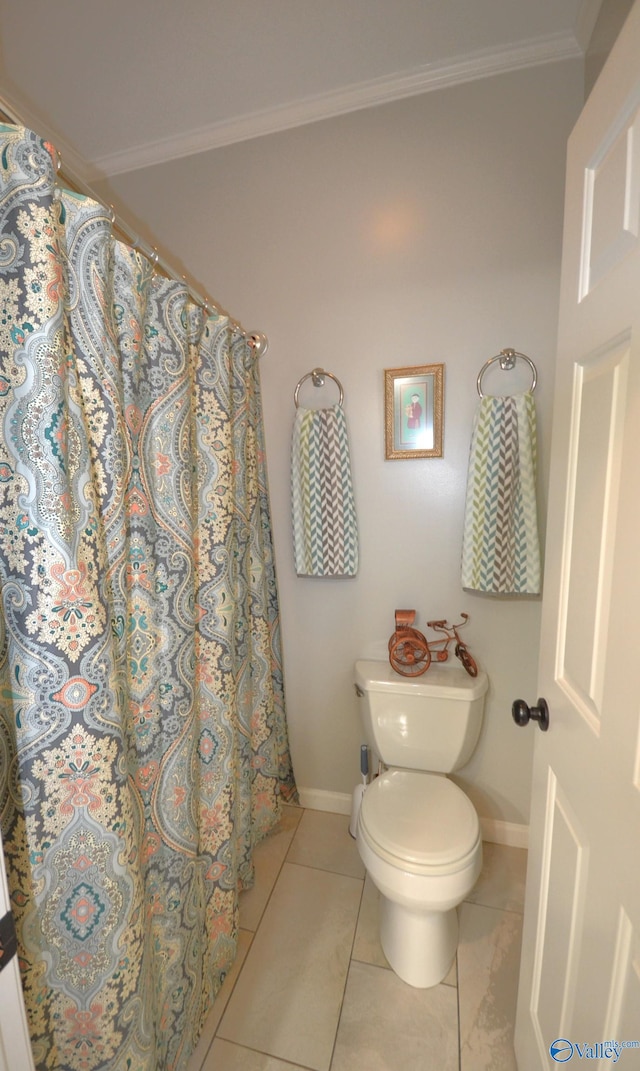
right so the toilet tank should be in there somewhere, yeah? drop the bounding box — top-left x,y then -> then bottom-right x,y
354,659 -> 488,772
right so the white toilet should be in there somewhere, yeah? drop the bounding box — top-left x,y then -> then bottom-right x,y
354,658 -> 488,988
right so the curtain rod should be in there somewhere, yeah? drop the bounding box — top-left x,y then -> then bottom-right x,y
0,101 -> 268,358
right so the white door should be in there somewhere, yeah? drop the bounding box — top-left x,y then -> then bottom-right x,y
0,826 -> 35,1070
515,3 -> 640,1067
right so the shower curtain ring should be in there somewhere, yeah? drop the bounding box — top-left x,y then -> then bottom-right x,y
249,332 -> 269,358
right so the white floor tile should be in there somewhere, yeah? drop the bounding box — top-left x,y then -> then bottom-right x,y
286,808 -> 366,879
240,805 -> 303,930
467,842 -> 528,915
218,862 -> 363,1071
458,902 -> 523,1071
351,874 -> 389,970
331,961 -> 459,1071
203,1038 -> 310,1070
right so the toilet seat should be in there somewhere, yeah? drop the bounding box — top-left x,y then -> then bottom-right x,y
359,769 -> 480,876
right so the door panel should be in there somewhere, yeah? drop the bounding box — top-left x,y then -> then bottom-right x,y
560,339 -> 629,731
580,96 -> 640,298
529,770 -> 588,1058
604,908 -> 640,1042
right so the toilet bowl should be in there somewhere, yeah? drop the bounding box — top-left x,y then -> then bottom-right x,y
353,659 -> 488,988
356,768 -> 482,987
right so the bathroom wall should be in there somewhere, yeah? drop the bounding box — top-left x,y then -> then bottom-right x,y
99,58 -> 585,834
585,0 -> 635,95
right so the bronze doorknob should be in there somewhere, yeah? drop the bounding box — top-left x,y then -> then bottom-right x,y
512,697 -> 549,731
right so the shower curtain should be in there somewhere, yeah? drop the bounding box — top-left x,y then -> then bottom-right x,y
0,124 -> 296,1071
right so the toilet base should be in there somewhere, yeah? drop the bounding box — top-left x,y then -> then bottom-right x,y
379,896 -> 458,988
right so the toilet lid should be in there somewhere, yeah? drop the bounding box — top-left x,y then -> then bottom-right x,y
359,770 -> 480,871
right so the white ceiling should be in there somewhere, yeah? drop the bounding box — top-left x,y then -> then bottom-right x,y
0,0 -> 598,182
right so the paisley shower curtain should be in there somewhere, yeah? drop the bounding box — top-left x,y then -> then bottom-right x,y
0,124 -> 296,1071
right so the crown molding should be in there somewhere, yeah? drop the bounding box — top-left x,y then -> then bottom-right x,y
92,31 -> 583,178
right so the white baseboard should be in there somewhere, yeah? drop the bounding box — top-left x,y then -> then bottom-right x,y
296,788 -> 352,816
480,817 -> 529,849
297,787 -> 529,850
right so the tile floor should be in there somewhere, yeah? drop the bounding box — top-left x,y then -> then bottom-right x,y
187,805 -> 527,1071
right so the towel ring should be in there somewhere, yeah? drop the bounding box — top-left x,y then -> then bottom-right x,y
477,348 -> 537,398
294,367 -> 344,408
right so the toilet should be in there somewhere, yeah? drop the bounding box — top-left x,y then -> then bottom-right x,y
354,658 -> 488,988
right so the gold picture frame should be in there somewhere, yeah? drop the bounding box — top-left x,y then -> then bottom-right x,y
384,364 -> 444,459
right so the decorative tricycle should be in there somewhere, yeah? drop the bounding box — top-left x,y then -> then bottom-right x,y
388,610 -> 478,678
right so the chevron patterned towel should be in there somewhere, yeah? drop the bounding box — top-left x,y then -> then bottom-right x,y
291,404 -> 359,577
461,392 -> 540,595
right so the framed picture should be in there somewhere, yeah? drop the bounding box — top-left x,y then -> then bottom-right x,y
384,364 -> 444,459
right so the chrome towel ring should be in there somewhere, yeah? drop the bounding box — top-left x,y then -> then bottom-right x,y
477,348 -> 537,398
294,367 -> 344,408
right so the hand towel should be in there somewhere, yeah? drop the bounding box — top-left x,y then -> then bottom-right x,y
291,404 -> 358,577
461,392 -> 540,595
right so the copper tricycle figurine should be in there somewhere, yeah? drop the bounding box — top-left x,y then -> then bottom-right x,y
388,610 -> 478,678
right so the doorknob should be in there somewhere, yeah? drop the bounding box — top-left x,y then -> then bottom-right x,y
512,697 -> 549,731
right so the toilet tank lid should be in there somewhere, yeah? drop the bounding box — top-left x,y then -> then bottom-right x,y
355,659 -> 488,700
